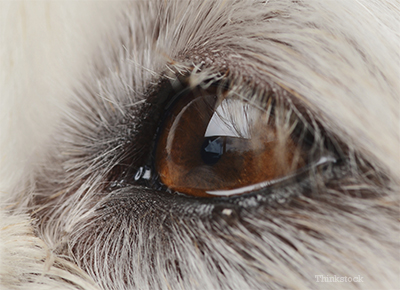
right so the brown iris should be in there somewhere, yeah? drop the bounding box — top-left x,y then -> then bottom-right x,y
155,87 -> 305,197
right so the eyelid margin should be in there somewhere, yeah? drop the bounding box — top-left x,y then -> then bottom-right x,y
109,70 -> 347,206
206,155 -> 338,197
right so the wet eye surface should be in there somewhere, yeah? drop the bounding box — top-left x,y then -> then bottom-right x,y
154,84 -> 308,198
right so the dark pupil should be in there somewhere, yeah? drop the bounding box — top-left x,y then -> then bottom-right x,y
201,137 -> 225,165
201,136 -> 252,165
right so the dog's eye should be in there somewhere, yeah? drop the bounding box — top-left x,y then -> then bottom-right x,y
154,85 -> 309,198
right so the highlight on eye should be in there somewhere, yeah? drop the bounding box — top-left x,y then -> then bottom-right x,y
155,85 -> 307,198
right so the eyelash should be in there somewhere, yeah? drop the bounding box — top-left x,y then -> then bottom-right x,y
106,72 -> 345,208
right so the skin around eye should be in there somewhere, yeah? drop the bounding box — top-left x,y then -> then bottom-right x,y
155,87 -> 306,198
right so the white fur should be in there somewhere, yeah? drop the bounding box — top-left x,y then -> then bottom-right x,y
1,1 -> 399,289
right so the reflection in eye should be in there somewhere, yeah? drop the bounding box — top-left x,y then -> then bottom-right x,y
155,86 -> 306,197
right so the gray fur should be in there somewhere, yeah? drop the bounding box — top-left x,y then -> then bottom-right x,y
1,1 -> 399,289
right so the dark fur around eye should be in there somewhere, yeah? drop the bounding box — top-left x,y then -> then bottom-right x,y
98,73 -> 352,216
27,66 -> 384,235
